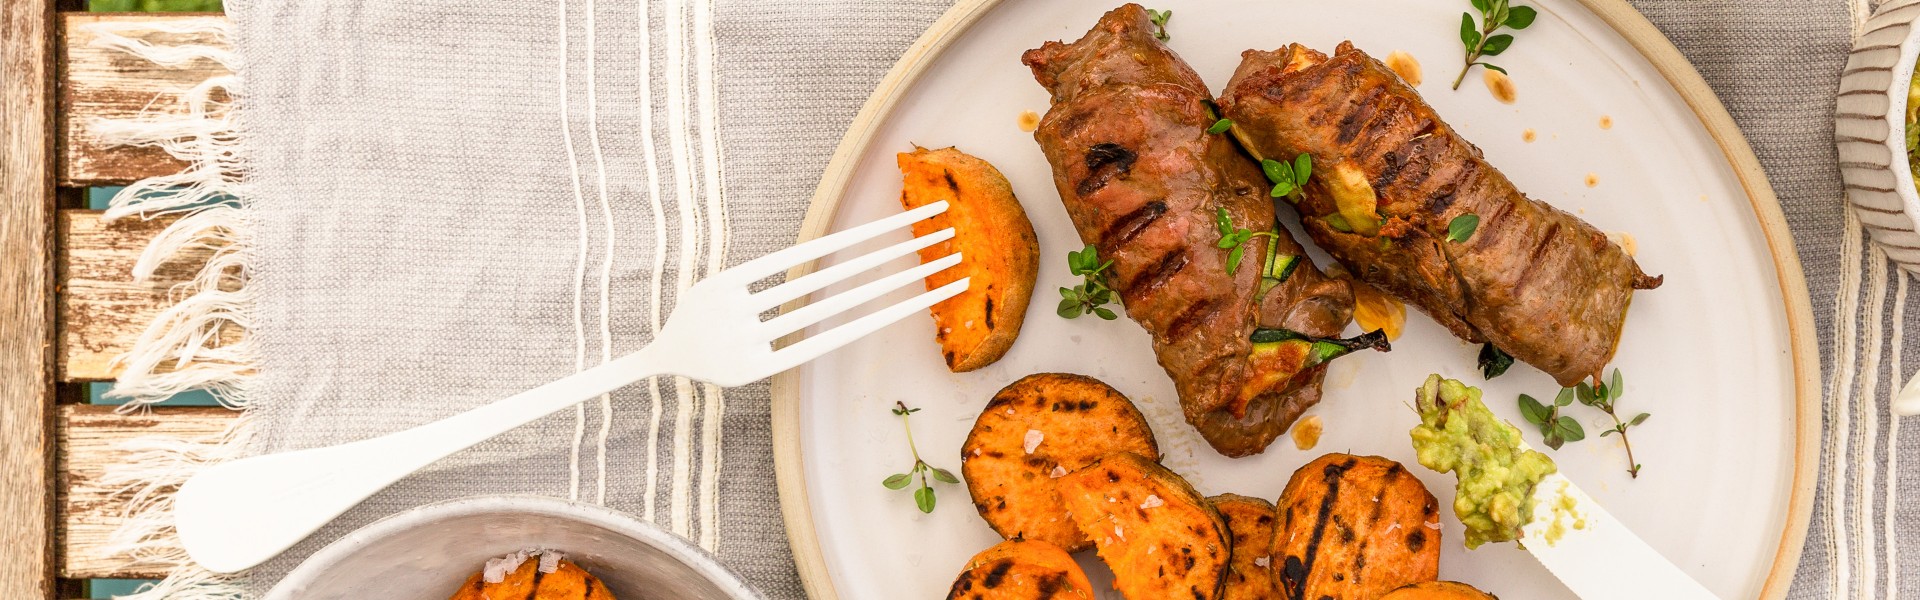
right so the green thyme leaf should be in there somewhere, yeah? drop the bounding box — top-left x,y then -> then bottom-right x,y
914,485 -> 936,513
1271,181 -> 1296,198
1093,307 -> 1118,320
1481,34 -> 1514,56
1554,387 -> 1576,407
1460,12 -> 1481,49
883,473 -> 911,489
1146,8 -> 1172,42
1207,118 -> 1233,134
1555,416 -> 1586,442
1505,5 -> 1537,28
1518,394 -> 1549,426
930,467 -> 959,484
1226,246 -> 1246,274
1629,412 -> 1649,426
1471,0 -> 1491,13
1293,153 -> 1313,185
1262,159 -> 1292,186
1481,63 -> 1508,75
1446,213 -> 1480,243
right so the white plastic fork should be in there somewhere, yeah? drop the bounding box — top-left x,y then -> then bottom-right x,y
172,201 -> 968,574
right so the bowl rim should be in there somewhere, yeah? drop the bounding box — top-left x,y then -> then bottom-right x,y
1873,1 -> 1920,222
265,494 -> 764,600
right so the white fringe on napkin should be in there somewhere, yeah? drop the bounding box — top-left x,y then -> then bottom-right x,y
82,18 -> 257,600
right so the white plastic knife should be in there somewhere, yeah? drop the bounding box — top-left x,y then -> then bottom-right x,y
1516,469 -> 1720,600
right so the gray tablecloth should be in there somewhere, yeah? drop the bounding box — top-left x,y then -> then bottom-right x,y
91,0 -> 1905,598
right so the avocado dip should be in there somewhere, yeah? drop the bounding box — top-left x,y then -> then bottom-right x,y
1408,374 -> 1557,549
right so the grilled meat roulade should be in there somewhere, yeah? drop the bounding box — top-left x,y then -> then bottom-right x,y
1023,5 -> 1378,457
1218,42 -> 1660,387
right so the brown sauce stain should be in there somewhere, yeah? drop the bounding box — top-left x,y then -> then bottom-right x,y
1522,128 -> 1537,143
1483,69 -> 1516,104
1599,115 -> 1613,130
1384,51 -> 1422,87
1291,414 -> 1324,451
1585,173 -> 1600,187
1018,110 -> 1040,132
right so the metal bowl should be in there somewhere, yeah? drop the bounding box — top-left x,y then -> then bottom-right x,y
264,495 -> 763,600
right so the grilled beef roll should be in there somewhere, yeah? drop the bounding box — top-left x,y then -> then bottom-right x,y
1023,5 -> 1373,457
1218,42 -> 1660,387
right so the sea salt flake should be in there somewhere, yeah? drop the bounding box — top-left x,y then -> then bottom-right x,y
1253,555 -> 1271,568
1023,429 -> 1044,454
1386,522 -> 1402,534
537,551 -> 564,574
1050,465 -> 1068,478
1114,525 -> 1125,540
1425,520 -> 1443,530
482,550 -> 535,584
1139,495 -> 1164,510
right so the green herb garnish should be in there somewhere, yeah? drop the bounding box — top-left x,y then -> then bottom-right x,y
1058,244 -> 1119,320
1446,213 -> 1480,242
1452,0 -> 1537,90
1260,153 -> 1313,200
1477,343 -> 1514,379
1207,118 -> 1234,135
1518,388 -> 1585,450
1216,208 -> 1297,278
1248,328 -> 1391,368
883,401 -> 958,513
1146,8 -> 1172,42
1577,368 -> 1649,478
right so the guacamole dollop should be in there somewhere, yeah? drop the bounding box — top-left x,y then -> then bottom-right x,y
1408,374 -> 1557,549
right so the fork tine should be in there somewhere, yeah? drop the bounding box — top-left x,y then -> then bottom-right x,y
767,278 -> 971,374
719,201 -> 948,286
759,252 -> 962,340
748,227 -> 955,312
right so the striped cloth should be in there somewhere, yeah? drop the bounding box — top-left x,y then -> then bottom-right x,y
89,0 -> 1909,598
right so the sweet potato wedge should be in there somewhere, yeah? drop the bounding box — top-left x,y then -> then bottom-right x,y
962,373 -> 1160,552
1057,452 -> 1229,600
898,146 -> 1040,372
1378,581 -> 1500,600
1272,454 -> 1441,600
945,539 -> 1097,600
1210,494 -> 1281,600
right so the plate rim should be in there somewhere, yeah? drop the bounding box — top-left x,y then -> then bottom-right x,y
767,2 -> 1821,598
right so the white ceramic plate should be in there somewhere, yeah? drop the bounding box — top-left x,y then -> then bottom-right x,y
774,1 -> 1816,599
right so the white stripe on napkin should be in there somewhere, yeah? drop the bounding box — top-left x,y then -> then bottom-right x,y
694,0 -> 729,553
638,0 -> 669,525
583,0 -> 619,508
1830,211 -> 1863,599
665,0 -> 701,539
558,0 -> 591,504
1856,245 -> 1889,600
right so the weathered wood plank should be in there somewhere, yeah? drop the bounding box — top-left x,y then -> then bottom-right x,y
58,404 -> 235,580
59,12 -> 230,187
3,0 -> 59,596
57,209 -> 242,382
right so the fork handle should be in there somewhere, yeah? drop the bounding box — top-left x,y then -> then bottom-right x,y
172,343 -> 669,574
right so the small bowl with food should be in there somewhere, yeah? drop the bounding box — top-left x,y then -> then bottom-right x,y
1838,0 -> 1920,273
264,495 -> 762,600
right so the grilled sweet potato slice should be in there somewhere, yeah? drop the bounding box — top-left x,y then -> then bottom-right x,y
962,373 -> 1160,551
1058,452 -> 1229,600
898,146 -> 1040,372
1210,494 -> 1281,600
1272,453 -> 1440,600
448,557 -> 613,600
1379,581 -> 1500,600
945,540 -> 1096,600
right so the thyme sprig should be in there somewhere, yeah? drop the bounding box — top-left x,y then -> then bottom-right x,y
1452,0 -> 1538,90
1577,368 -> 1651,478
1146,9 -> 1172,42
1518,388 -> 1585,450
882,401 -> 958,513
1058,244 -> 1119,320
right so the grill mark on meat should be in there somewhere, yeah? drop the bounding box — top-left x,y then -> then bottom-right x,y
1163,299 -> 1218,341
1078,143 -> 1137,197
1334,85 -> 1386,144
1506,220 -> 1561,294
1374,151 -> 1405,190
1102,200 -> 1169,247
1122,250 -> 1190,303
1423,164 -> 1475,215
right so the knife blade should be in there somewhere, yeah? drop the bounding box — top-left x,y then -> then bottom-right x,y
1516,470 -> 1720,599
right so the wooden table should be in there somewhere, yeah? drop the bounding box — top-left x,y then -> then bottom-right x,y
3,6 -> 242,597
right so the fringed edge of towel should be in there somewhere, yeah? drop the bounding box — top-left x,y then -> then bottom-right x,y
84,18 -> 257,599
